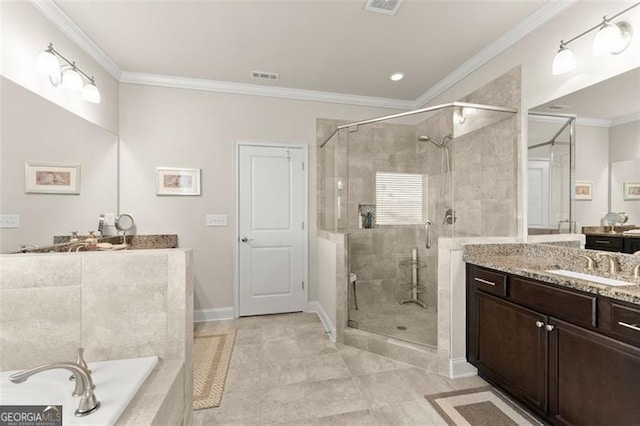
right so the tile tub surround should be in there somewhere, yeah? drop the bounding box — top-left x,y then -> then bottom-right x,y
464,243 -> 640,305
0,248 -> 193,425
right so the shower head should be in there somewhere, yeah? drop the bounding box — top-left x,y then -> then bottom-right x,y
418,135 -> 452,148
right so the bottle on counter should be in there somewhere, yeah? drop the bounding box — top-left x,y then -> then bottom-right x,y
86,231 -> 98,251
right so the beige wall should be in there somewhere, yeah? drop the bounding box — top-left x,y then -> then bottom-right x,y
118,83 -> 398,311
575,125 -> 610,229
1,1 -> 119,134
610,120 -> 640,163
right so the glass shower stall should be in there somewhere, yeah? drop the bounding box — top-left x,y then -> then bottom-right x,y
318,102 -> 518,348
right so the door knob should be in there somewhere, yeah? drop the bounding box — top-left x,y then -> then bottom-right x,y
545,324 -> 555,332
241,237 -> 249,243
535,321 -> 544,328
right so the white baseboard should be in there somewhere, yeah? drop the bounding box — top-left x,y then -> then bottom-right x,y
450,357 -> 478,379
194,307 -> 234,322
307,301 -> 336,342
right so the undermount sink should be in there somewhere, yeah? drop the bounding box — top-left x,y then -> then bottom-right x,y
545,269 -> 634,287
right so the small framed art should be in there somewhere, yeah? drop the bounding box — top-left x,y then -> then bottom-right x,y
623,182 -> 640,200
156,167 -> 201,196
25,162 -> 80,194
574,181 -> 593,201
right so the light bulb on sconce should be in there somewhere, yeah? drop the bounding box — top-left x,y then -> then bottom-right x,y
552,43 -> 577,75
82,80 -> 101,104
61,66 -> 83,92
35,45 -> 61,82
592,21 -> 632,56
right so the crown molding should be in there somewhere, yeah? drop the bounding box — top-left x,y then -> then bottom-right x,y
120,72 -> 416,110
414,0 -> 576,107
611,112 -> 640,127
29,0 -> 122,80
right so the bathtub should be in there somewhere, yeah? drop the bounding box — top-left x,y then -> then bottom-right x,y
0,356 -> 158,425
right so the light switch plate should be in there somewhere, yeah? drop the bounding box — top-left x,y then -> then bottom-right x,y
206,214 -> 227,227
0,214 -> 20,228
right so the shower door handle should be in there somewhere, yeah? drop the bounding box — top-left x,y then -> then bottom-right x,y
424,220 -> 431,249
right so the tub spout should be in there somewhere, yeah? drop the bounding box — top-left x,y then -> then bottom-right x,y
9,362 -> 100,417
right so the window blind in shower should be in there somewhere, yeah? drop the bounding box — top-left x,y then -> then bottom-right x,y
375,172 -> 425,225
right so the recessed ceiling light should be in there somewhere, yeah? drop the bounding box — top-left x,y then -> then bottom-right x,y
389,72 -> 404,82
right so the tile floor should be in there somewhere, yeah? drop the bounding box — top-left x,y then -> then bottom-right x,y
193,312 -> 487,425
349,295 -> 437,347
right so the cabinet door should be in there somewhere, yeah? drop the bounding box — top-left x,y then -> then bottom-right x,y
475,293 -> 548,414
548,318 -> 640,426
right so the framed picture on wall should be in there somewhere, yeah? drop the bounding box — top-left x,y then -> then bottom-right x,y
25,162 -> 80,194
623,182 -> 640,200
574,181 -> 593,201
156,167 -> 201,196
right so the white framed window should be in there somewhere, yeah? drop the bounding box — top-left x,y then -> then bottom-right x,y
375,172 -> 425,225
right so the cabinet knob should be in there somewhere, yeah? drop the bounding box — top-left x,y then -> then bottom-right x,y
535,321 -> 544,328
545,324 -> 555,332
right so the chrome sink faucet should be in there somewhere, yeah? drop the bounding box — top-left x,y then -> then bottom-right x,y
598,253 -> 619,275
9,362 -> 100,417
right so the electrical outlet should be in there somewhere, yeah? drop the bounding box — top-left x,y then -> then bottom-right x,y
0,214 -> 20,228
206,214 -> 227,227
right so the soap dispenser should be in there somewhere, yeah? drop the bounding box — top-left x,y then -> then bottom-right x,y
86,231 -> 98,251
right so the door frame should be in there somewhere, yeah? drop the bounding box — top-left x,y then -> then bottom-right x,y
233,141 -> 309,318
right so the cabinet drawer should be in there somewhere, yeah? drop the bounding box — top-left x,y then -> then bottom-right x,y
510,277 -> 596,328
585,235 -> 624,252
471,267 -> 507,297
611,303 -> 640,346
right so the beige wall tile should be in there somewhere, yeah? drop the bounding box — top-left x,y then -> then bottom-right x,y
0,286 -> 81,370
82,252 -> 168,286
0,255 -> 81,289
82,282 -> 167,360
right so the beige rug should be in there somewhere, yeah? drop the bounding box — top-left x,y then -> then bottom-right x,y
425,386 -> 541,426
193,328 -> 236,410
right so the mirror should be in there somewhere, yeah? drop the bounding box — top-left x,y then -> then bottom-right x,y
116,213 -> 134,233
528,67 -> 640,235
0,77 -> 119,252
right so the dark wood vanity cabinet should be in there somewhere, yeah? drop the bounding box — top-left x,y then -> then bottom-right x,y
585,234 -> 640,253
467,264 -> 640,425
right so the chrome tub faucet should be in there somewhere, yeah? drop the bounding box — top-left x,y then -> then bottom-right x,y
9,362 -> 100,417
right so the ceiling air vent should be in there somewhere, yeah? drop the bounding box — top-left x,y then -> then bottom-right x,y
548,104 -> 571,110
251,71 -> 279,81
365,0 -> 404,16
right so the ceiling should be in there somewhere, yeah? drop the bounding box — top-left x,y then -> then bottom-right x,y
534,67 -> 640,121
56,0 -> 548,101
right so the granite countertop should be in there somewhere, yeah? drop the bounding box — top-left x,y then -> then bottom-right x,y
464,244 -> 640,306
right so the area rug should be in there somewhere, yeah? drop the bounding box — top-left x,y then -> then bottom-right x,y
193,328 -> 237,410
425,386 -> 541,426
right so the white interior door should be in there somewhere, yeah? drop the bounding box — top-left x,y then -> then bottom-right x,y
238,145 -> 305,316
528,160 -> 550,228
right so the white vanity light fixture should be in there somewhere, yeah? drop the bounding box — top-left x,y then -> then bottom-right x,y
34,43 -> 101,103
552,3 -> 638,75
